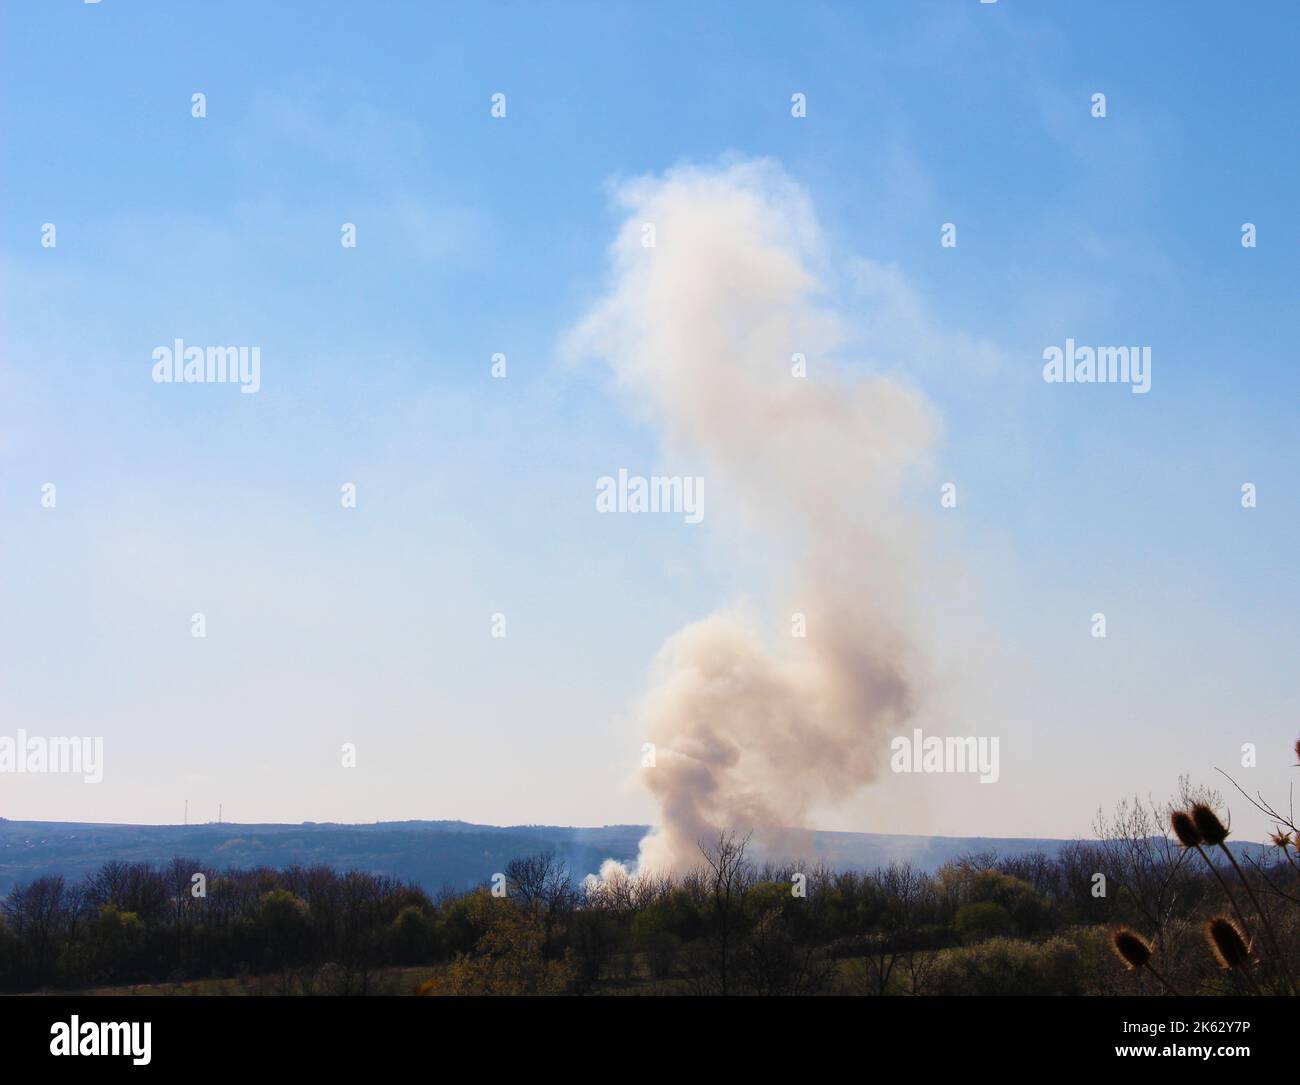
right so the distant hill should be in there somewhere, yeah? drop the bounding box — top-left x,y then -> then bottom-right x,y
0,818 -> 1109,896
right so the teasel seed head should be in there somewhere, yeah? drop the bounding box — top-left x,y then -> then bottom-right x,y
1111,928 -> 1153,970
1170,810 -> 1202,848
1205,917 -> 1252,969
1190,802 -> 1229,846
1268,827 -> 1293,849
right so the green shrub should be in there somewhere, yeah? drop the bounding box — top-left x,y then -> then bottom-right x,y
389,905 -> 437,964
955,901 -> 1012,943
929,935 -> 1083,995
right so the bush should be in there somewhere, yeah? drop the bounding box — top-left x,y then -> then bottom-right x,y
566,910 -> 622,991
257,890 -> 312,968
388,905 -> 437,964
631,888 -> 705,943
929,936 -> 1083,995
426,895 -> 571,995
955,901 -> 1012,943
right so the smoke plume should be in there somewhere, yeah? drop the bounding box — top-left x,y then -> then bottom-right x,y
571,160 -> 938,874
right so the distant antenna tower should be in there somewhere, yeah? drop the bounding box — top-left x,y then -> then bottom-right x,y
218,803 -> 222,824
184,799 -> 188,826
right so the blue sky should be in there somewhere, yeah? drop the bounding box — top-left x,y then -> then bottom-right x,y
2,1 -> 1298,840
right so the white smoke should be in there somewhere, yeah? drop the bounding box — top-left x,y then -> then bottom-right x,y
571,159 -> 939,875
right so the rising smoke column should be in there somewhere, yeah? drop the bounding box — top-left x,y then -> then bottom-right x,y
571,160 -> 938,874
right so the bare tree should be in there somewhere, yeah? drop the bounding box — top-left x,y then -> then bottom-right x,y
505,852 -> 576,920
861,862 -> 932,995
1093,784 -> 1213,959
684,830 -> 753,995
3,876 -> 67,987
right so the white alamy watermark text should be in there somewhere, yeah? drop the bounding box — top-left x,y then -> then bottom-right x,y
596,469 -> 704,523
890,728 -> 999,783
151,339 -> 261,394
0,730 -> 104,783
1042,338 -> 1151,394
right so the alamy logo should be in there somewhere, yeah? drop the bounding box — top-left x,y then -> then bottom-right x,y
152,339 -> 261,394
0,730 -> 103,783
890,728 -> 1000,783
596,469 -> 704,523
50,1017 -> 151,1065
1042,338 -> 1151,394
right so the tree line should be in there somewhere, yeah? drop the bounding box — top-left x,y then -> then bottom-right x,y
4,797 -> 1296,995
